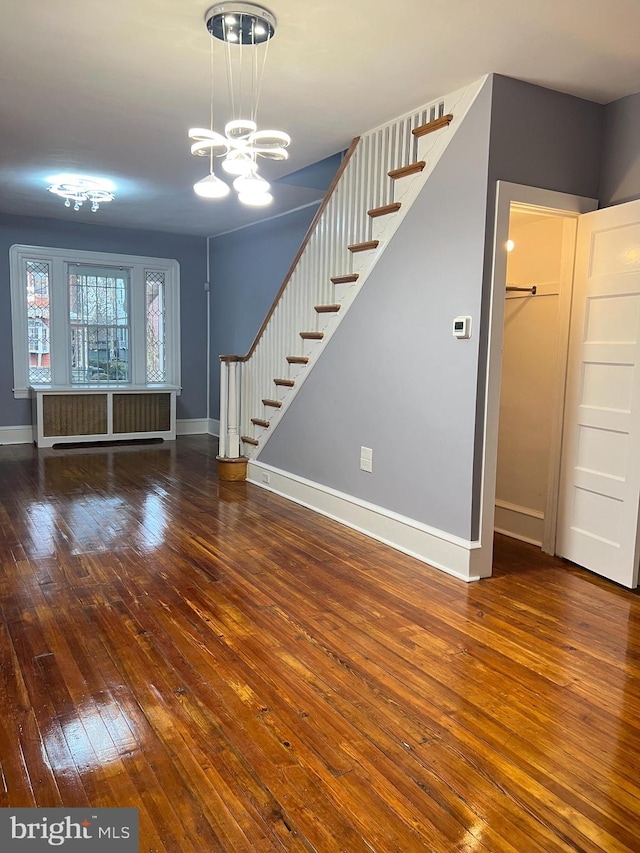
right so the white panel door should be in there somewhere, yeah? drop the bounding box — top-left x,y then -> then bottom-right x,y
557,200 -> 640,588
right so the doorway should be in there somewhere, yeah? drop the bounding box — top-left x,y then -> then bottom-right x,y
473,182 -> 597,581
494,205 -> 577,554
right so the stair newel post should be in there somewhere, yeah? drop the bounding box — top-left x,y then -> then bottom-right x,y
219,357 -> 228,460
217,355 -> 248,481
227,359 -> 240,459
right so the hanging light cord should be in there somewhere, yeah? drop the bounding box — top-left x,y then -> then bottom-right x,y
253,27 -> 271,123
224,18 -> 236,120
221,13 -> 272,125
209,35 -> 215,174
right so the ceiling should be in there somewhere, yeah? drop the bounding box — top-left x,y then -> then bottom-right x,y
2,0 -> 640,238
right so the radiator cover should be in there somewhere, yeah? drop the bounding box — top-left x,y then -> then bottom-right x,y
32,387 -> 177,447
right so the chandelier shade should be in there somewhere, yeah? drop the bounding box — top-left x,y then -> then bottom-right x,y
221,150 -> 258,176
238,191 -> 273,206
193,173 -> 231,198
188,3 -> 290,206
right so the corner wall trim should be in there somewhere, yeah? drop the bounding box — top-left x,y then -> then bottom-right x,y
208,418 -> 220,437
247,461 -> 481,582
0,425 -> 32,445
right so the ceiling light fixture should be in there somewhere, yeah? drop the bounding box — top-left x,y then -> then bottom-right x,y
189,3 -> 290,206
47,176 -> 115,212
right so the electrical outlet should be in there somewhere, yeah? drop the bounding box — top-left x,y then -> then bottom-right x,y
360,446 -> 373,472
262,472 -> 271,484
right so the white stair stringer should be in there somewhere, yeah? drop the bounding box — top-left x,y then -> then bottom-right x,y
238,76 -> 487,458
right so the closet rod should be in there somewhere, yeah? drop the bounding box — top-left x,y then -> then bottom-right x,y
506,284 -> 537,295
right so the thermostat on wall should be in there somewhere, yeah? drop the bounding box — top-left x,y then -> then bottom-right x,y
453,316 -> 472,339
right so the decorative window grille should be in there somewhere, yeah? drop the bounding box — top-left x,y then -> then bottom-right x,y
68,266 -> 130,383
10,245 -> 180,397
145,270 -> 166,383
26,260 -> 52,384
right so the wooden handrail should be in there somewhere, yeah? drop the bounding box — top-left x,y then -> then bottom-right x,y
220,136 -> 361,364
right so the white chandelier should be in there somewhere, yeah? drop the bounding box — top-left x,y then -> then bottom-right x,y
189,3 -> 290,206
47,176 -> 115,212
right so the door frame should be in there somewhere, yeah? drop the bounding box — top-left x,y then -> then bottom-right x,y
472,181 -> 597,580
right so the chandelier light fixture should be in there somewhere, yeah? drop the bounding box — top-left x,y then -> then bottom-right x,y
189,3 -> 290,206
47,175 -> 115,212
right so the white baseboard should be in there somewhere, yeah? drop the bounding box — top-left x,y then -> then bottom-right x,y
0,425 -> 32,445
247,460 -> 483,582
2,421 -> 217,444
494,498 -> 544,520
176,418 -> 210,435
494,527 -> 542,547
494,500 -> 544,547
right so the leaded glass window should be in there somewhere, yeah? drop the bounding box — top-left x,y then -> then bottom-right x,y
145,270 -> 166,383
68,266 -> 130,383
26,260 -> 52,384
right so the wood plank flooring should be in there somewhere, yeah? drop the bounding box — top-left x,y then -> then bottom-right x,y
0,435 -> 639,851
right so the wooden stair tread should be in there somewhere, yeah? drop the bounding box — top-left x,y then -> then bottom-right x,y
388,161 -> 426,180
368,202 -> 401,218
262,398 -> 282,408
412,114 -> 453,138
300,331 -> 324,340
315,304 -> 341,313
274,378 -> 295,387
348,240 -> 379,253
241,435 -> 259,446
286,355 -> 309,364
251,418 -> 270,428
331,274 -> 359,284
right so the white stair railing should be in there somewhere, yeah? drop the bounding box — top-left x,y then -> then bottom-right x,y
218,79 -> 484,460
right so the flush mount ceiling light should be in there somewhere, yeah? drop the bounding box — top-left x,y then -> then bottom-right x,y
47,175 -> 115,212
189,3 -> 290,206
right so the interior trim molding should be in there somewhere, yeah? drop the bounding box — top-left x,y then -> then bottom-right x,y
247,460 -> 482,582
0,425 -> 32,445
494,498 -> 544,520
494,527 -> 542,547
1,420 -> 217,443
176,418 -> 209,435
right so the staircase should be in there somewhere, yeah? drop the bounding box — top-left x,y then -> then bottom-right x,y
217,77 -> 485,468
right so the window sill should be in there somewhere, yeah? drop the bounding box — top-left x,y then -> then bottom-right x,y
18,383 -> 182,397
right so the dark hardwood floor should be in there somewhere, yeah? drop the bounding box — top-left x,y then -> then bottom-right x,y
0,435 -> 639,852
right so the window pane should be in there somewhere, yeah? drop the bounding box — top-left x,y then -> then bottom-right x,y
69,266 -> 130,383
26,260 -> 52,384
146,270 -> 166,383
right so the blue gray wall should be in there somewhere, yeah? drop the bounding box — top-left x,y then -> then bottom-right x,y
209,204 -> 319,416
0,213 -> 207,426
486,75 -> 603,200
259,78 -> 494,540
472,75 -> 604,533
600,90 -> 640,206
